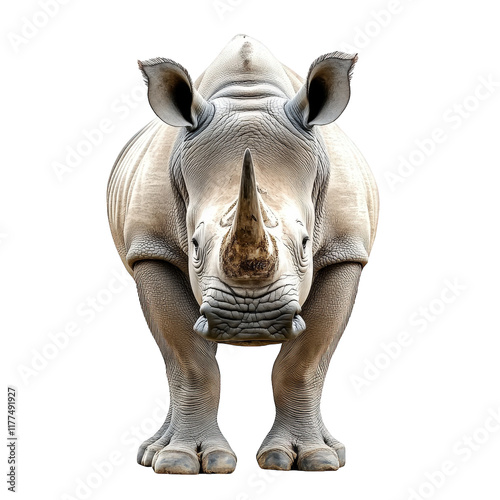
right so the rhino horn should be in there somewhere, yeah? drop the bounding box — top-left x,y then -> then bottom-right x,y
221,149 -> 277,279
232,149 -> 266,243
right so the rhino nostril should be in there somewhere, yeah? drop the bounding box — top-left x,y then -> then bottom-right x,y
292,305 -> 302,318
292,313 -> 306,335
200,302 -> 211,317
193,314 -> 209,336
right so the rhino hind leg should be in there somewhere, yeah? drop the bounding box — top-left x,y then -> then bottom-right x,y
257,262 -> 362,471
134,260 -> 236,474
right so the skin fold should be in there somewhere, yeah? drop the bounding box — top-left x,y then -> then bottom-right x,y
107,35 -> 378,474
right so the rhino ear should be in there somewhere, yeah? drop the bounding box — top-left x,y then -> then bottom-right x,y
286,52 -> 357,128
138,58 -> 212,128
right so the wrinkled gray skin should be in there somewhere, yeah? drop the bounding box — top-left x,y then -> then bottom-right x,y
107,35 -> 378,474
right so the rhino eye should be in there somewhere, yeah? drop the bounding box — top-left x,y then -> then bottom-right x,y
302,236 -> 309,251
192,238 -> 199,251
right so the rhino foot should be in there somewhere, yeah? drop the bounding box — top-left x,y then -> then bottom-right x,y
138,426 -> 236,474
152,445 -> 236,475
257,426 -> 345,472
137,416 -> 171,466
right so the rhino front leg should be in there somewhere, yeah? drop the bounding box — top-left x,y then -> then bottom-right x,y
258,262 -> 362,471
133,260 -> 236,474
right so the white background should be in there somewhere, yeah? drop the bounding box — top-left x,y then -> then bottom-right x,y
2,0 -> 500,499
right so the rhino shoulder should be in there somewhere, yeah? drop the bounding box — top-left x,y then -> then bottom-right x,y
107,120 -> 188,275
314,124 -> 379,270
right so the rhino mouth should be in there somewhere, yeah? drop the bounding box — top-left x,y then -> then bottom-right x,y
193,280 -> 306,342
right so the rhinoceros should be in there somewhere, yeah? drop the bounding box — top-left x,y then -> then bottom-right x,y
107,34 -> 378,474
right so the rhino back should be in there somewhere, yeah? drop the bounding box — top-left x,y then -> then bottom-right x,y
196,35 -> 296,99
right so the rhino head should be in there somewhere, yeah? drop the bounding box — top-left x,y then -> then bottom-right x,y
139,45 -> 356,345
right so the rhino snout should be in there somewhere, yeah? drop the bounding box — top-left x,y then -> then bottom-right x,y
193,291 -> 306,343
